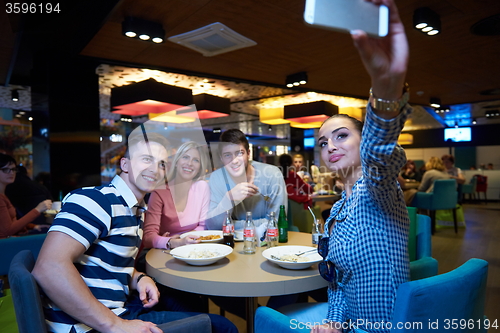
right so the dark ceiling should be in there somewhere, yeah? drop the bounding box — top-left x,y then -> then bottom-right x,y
2,0 -> 500,128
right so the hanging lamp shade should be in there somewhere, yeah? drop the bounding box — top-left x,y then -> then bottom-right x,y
284,101 -> 338,124
177,93 -> 231,119
148,111 -> 196,124
398,133 -> 414,145
289,121 -> 324,129
259,108 -> 290,125
111,78 -> 193,116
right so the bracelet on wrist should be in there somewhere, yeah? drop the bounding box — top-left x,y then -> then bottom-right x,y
369,83 -> 409,113
137,273 -> 156,284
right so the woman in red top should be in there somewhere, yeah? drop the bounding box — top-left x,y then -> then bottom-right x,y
279,154 -> 314,209
0,153 -> 51,238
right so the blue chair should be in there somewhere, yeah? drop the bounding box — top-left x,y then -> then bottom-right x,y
8,250 -> 212,333
255,258 -> 488,333
0,233 -> 47,276
410,179 -> 458,234
410,214 -> 438,280
461,176 -> 477,202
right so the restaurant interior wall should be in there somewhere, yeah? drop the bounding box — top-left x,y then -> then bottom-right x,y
402,123 -> 500,148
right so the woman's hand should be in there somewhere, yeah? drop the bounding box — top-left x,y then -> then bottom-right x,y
350,0 -> 408,101
181,235 -> 200,246
169,235 -> 200,249
36,199 -> 52,213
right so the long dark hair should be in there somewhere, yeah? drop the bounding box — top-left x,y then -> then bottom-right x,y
0,153 -> 16,169
278,154 -> 293,179
322,114 -> 364,133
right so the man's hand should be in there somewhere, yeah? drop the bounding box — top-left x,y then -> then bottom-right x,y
137,276 -> 159,308
229,182 -> 259,202
111,318 -> 163,333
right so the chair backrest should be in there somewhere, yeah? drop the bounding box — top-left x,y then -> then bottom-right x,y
431,179 -> 458,210
474,175 -> 488,192
0,233 -> 47,275
8,250 -> 48,333
415,214 -> 432,259
391,258 -> 488,332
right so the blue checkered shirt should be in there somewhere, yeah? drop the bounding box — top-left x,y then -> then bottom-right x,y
324,103 -> 412,332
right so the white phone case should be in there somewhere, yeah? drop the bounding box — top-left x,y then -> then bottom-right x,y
304,0 -> 389,38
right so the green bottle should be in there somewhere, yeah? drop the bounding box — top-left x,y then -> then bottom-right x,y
278,205 -> 288,243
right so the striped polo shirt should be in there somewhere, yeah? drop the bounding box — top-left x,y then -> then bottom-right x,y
44,176 -> 144,333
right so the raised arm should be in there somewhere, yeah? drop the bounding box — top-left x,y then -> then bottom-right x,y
351,0 -> 409,119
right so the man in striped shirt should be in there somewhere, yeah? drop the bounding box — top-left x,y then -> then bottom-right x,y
32,129 -> 237,333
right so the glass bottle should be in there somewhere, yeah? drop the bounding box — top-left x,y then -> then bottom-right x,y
222,210 -> 235,248
266,211 -> 278,248
243,211 -> 256,254
278,205 -> 288,243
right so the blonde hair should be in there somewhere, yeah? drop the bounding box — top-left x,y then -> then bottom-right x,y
293,154 -> 304,161
425,156 -> 445,172
167,141 -> 207,182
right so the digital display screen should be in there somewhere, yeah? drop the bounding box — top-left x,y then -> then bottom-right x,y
444,127 -> 471,142
304,137 -> 316,148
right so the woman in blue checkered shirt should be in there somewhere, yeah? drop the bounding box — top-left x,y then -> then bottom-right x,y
312,0 -> 411,332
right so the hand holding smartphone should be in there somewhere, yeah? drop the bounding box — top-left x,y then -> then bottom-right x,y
304,0 -> 389,38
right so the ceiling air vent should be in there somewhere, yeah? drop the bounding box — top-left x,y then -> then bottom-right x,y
168,22 -> 257,57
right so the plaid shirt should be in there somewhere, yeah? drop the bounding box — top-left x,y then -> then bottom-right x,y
324,103 -> 412,332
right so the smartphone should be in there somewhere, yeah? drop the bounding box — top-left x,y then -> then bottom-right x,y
304,0 -> 389,38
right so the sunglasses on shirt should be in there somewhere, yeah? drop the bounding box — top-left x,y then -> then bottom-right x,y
318,236 -> 336,282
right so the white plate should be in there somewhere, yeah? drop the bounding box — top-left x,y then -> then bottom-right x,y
180,230 -> 223,243
262,245 -> 322,270
169,243 -> 233,266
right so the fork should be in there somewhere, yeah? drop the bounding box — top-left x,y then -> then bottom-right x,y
259,192 -> 271,202
295,249 -> 317,256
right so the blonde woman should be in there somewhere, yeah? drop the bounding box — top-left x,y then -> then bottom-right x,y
143,141 -> 210,250
417,156 -> 450,193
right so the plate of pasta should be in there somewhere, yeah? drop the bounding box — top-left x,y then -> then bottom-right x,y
180,230 -> 223,243
262,246 -> 322,270
169,243 -> 233,266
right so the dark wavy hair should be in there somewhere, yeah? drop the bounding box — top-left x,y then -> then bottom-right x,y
278,154 -> 293,178
0,153 -> 16,169
218,129 -> 250,156
322,114 -> 364,133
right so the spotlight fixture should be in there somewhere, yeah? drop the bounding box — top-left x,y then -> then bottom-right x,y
120,115 -> 133,122
11,90 -> 19,102
430,97 -> 441,108
268,125 -> 272,131
286,72 -> 308,88
485,110 -> 500,118
472,118 -> 477,124
455,121 -> 459,128
122,17 -> 165,43
435,105 -> 450,113
413,7 -> 441,36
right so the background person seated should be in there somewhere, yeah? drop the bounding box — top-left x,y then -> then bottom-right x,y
400,159 -> 422,182
0,153 -> 52,238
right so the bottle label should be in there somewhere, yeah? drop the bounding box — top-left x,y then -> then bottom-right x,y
244,228 -> 254,237
267,227 -> 278,237
223,225 -> 234,233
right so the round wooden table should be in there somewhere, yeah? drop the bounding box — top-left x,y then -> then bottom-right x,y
146,231 -> 328,333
